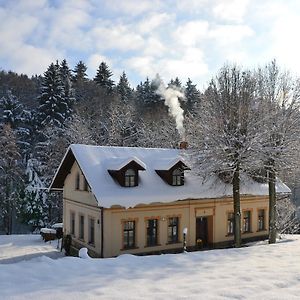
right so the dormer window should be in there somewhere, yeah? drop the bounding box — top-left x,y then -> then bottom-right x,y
125,169 -> 136,187
172,168 -> 183,186
155,159 -> 190,186
108,157 -> 146,187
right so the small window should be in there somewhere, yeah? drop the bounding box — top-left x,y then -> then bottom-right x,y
83,177 -> 89,191
168,217 -> 179,243
147,219 -> 158,246
243,211 -> 251,233
123,221 -> 135,249
227,212 -> 234,235
258,209 -> 265,231
125,169 -> 136,187
70,212 -> 75,235
79,215 -> 84,240
88,218 -> 95,245
75,173 -> 80,190
172,168 -> 183,186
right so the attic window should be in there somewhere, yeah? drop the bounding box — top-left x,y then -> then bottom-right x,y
172,168 -> 183,186
125,169 -> 136,187
108,158 -> 145,187
155,160 -> 189,186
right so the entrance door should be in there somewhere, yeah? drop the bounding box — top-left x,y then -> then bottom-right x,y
196,217 -> 208,248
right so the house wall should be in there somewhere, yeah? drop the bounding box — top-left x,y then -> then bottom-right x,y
63,161 -> 269,258
63,161 -> 102,257
102,196 -> 269,257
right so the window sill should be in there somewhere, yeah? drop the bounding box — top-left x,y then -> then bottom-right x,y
166,241 -> 181,245
225,233 -> 234,237
257,229 -> 267,232
242,231 -> 253,234
121,246 -> 139,251
144,244 -> 161,248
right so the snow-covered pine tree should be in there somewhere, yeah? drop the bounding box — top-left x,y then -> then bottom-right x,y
19,158 -> 48,230
38,63 -> 69,128
94,62 -> 115,94
0,90 -> 31,156
0,124 -> 23,234
168,77 -> 182,89
60,59 -> 75,119
117,71 -> 133,102
254,61 -> 300,243
184,78 -> 201,112
0,90 -> 23,129
188,65 -> 258,247
72,60 -> 88,83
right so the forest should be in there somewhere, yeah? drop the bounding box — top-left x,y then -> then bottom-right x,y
0,59 -> 299,240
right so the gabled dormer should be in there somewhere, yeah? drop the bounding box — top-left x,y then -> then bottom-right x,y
108,157 -> 146,187
155,159 -> 190,186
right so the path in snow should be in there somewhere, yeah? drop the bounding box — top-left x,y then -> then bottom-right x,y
0,234 -> 64,264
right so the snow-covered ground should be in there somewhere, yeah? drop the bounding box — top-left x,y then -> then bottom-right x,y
1,235 -> 300,299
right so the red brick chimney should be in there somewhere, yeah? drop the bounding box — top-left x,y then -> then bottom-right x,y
179,141 -> 188,149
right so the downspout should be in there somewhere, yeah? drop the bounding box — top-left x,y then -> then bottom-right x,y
100,207 -> 104,258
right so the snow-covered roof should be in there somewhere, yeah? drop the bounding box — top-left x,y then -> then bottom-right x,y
51,144 -> 291,208
153,157 -> 189,170
105,156 -> 146,171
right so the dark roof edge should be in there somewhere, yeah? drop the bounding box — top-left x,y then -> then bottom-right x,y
49,147 -> 75,190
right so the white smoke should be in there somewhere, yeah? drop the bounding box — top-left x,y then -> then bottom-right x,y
154,75 -> 185,139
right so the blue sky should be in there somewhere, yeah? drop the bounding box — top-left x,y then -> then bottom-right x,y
1,0 -> 300,87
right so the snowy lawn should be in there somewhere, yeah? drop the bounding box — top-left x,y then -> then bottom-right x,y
0,235 -> 300,299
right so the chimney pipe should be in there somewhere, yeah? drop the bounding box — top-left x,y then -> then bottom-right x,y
179,141 -> 188,150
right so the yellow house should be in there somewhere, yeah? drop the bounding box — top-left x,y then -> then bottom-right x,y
50,144 -> 290,258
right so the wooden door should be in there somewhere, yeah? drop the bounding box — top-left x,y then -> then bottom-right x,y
196,217 -> 208,248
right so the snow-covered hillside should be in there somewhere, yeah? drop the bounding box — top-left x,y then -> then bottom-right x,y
1,235 -> 300,299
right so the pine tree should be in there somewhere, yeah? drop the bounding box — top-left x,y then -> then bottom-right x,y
117,71 -> 133,102
60,59 -> 75,119
38,63 -> 69,127
73,60 -> 88,83
168,77 -> 182,89
18,158 -> 48,229
0,124 -> 22,234
0,90 -> 23,129
94,62 -> 115,93
0,91 -> 31,156
185,78 -> 201,111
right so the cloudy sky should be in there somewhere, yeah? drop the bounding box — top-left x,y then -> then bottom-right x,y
1,0 -> 300,87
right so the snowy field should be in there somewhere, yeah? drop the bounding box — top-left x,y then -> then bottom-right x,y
1,235 -> 300,299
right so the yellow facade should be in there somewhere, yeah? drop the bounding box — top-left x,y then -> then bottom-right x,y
63,161 -> 269,258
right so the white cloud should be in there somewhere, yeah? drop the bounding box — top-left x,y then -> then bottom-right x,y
213,0 -> 250,23
209,24 -> 254,44
143,37 -> 167,57
174,21 -> 209,46
91,25 -> 144,52
125,47 -> 208,84
125,56 -> 156,78
161,48 -> 208,81
102,0 -> 163,16
137,13 -> 173,34
267,7 -> 300,73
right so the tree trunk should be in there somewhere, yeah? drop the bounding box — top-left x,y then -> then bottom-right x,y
268,165 -> 277,244
233,164 -> 241,247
